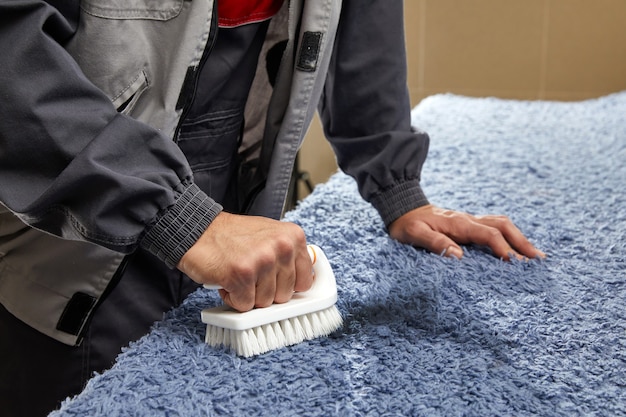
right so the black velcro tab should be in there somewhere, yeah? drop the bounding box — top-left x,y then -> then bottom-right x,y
56,292 -> 97,336
296,31 -> 323,72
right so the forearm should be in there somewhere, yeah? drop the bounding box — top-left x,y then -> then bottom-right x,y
319,0 -> 430,227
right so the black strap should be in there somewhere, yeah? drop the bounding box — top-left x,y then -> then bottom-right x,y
56,292 -> 97,336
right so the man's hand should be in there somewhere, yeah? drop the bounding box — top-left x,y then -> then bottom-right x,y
177,212 -> 314,312
388,204 -> 546,261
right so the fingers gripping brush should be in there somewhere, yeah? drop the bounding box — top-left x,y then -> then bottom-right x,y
200,245 -> 343,357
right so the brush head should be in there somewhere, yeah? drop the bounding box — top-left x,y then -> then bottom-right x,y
201,245 -> 343,357
204,305 -> 343,357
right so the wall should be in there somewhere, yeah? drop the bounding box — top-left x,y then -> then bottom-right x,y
298,0 -> 626,199
405,0 -> 626,104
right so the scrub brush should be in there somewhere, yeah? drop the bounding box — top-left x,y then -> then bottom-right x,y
201,245 -> 343,357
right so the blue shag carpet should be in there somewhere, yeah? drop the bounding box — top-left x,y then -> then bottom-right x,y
51,92 -> 626,417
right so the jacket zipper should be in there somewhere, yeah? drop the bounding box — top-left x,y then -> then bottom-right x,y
173,4 -> 219,143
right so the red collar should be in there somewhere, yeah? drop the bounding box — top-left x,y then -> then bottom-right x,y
218,0 -> 285,28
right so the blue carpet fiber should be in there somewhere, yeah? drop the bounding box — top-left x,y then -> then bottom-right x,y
51,92 -> 626,417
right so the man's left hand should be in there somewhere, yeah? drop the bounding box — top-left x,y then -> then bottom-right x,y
388,204 -> 546,261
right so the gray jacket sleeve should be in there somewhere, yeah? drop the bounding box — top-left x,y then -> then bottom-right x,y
319,0 -> 430,227
0,1 -> 221,268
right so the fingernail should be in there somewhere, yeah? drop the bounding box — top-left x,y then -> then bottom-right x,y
446,246 -> 463,259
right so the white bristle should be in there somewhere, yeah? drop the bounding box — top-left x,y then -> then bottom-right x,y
235,330 -> 245,356
300,314 -> 315,339
321,306 -> 343,334
288,317 -> 306,346
279,317 -> 294,346
270,321 -> 286,348
233,330 -> 243,355
255,325 -> 268,354
205,325 -> 223,347
204,305 -> 343,357
240,329 -> 256,358
262,323 -> 277,350
308,311 -> 323,337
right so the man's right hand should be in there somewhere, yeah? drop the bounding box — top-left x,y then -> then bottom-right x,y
177,212 -> 314,312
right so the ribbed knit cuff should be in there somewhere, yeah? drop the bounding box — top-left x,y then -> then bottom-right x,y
369,179 -> 429,228
140,184 -> 223,268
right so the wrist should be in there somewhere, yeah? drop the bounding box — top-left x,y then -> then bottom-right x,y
141,184 -> 222,268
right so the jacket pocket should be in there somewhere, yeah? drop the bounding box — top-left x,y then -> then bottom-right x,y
114,70 -> 149,113
177,108 -> 243,202
81,0 -> 184,20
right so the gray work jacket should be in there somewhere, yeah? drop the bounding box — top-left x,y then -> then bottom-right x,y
0,0 -> 429,345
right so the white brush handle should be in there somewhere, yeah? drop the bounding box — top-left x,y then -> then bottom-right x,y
202,245 -> 317,291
